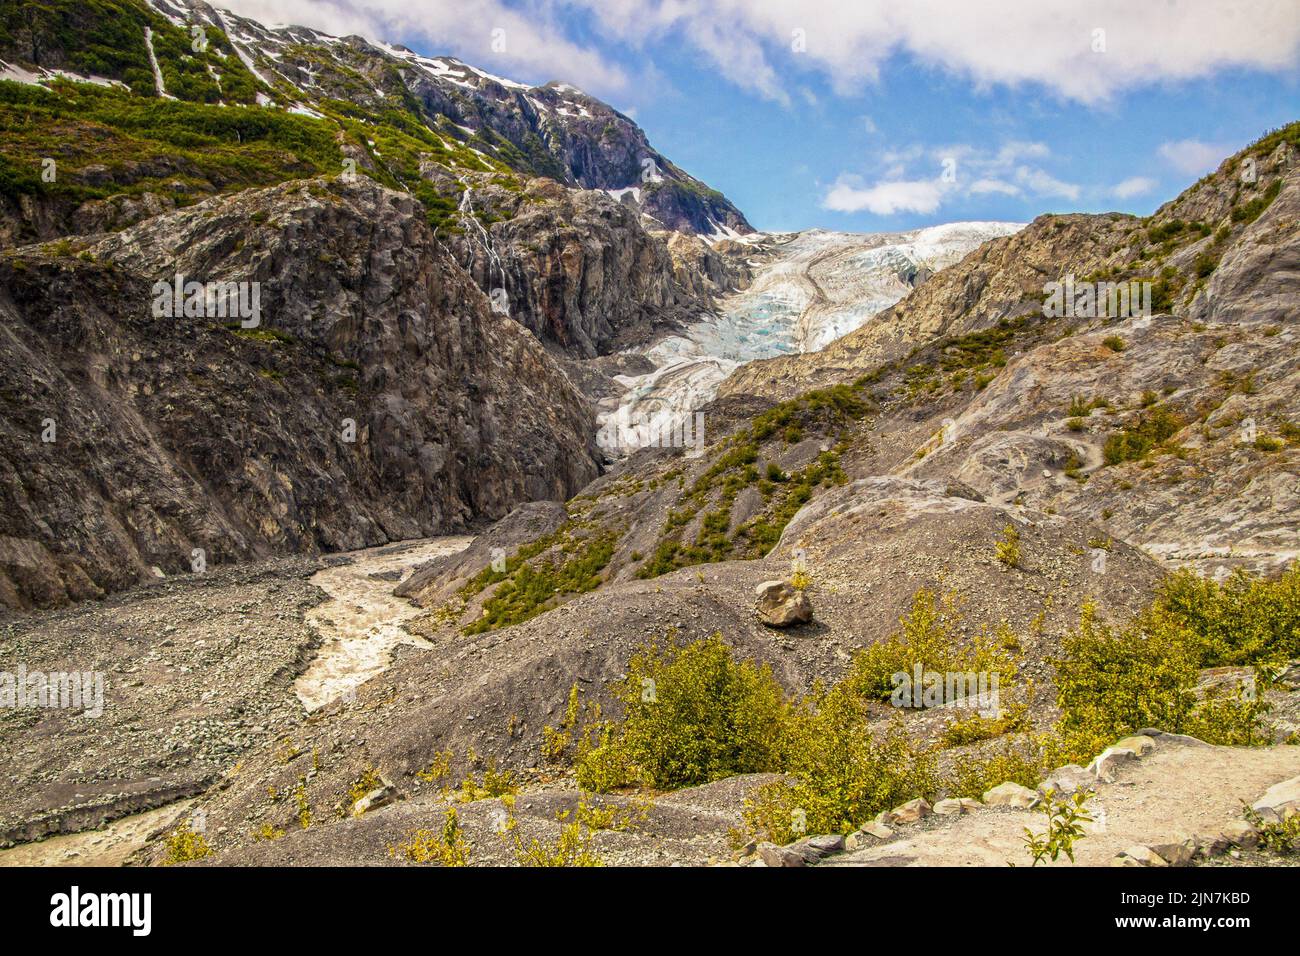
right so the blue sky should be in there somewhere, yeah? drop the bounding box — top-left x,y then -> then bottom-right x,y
227,0 -> 1300,232
634,59 -> 1300,233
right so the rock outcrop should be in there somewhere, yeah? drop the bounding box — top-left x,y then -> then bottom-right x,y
0,177 -> 600,608
452,178 -> 706,357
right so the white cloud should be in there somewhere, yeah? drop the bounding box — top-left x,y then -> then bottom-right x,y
822,176 -> 944,214
219,0 -> 629,94
821,137 -> 1083,216
969,178 -> 1021,196
569,0 -> 1300,105
1111,175 -> 1158,199
1015,165 -> 1081,201
1157,139 -> 1235,176
211,1 -> 1300,106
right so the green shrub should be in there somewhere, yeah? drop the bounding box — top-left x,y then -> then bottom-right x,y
463,527 -> 617,634
995,523 -> 1022,568
1102,404 -> 1185,464
844,589 -> 1018,703
1068,395 -> 1107,417
946,740 -> 1046,799
513,822 -> 603,867
162,821 -> 212,864
389,808 -> 470,866
1154,564 -> 1300,667
574,634 -> 787,791
1231,179 -> 1282,225
1051,596 -> 1272,763
1023,789 -> 1094,866
743,702 -> 937,843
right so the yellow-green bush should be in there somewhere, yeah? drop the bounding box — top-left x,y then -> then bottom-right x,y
513,822 -> 603,867
390,807 -> 470,866
946,739 -> 1048,799
1052,600 -> 1270,762
844,589 -> 1017,704
162,822 -> 212,865
1154,563 -> 1300,667
575,633 -> 787,790
743,686 -> 938,843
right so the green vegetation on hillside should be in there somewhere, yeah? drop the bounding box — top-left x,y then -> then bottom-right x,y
635,386 -> 864,579
0,0 -> 264,102
555,563 -> 1296,843
1102,404 -> 1185,465
0,79 -> 338,205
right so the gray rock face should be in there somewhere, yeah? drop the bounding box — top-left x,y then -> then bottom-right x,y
454,179 -> 705,357
0,177 -> 600,609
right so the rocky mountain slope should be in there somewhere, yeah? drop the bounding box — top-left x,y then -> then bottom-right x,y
0,0 -> 750,240
722,128 -> 1299,577
1,126 -> 1296,871
1,0 -> 1297,873
0,0 -> 768,609
0,176 -> 599,609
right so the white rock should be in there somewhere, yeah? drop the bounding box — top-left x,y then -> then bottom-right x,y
933,797 -> 981,815
983,782 -> 1038,808
1088,747 -> 1138,783
1252,775 -> 1300,818
1039,764 -> 1095,795
351,785 -> 395,816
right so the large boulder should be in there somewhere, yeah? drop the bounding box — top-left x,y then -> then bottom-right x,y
754,580 -> 813,628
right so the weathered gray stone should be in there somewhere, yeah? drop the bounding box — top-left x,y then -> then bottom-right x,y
1089,747 -> 1138,783
933,797 -> 981,815
1113,845 -> 1169,867
1039,764 -> 1095,795
1149,837 -> 1196,867
1252,775 -> 1300,818
757,841 -> 805,867
1193,832 -> 1230,858
1133,728 -> 1212,748
1112,735 -> 1157,757
351,785 -> 395,816
844,829 -> 873,851
802,834 -> 845,856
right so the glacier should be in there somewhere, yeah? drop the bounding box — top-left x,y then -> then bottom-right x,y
596,221 -> 1024,456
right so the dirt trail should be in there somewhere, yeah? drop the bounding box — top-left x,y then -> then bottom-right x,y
826,738 -> 1300,867
295,536 -> 473,711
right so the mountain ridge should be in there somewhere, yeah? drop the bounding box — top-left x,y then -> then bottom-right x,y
0,0 -> 751,237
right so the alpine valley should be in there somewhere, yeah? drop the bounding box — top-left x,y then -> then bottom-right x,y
0,0 -> 1297,871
